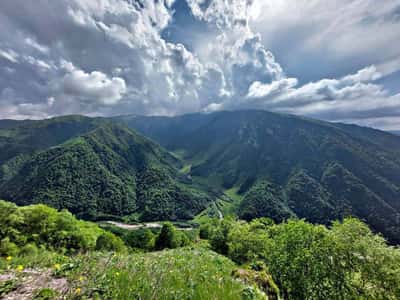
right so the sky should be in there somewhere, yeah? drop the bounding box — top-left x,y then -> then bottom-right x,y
0,0 -> 400,130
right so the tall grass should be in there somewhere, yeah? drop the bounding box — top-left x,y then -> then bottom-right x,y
1,248 -> 263,300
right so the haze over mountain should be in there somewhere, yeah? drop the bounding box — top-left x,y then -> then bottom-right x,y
1,110 -> 400,243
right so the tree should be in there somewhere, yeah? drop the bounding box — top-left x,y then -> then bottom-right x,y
125,228 -> 155,251
95,232 -> 126,252
155,223 -> 180,250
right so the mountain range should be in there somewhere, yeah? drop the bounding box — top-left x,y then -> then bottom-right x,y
1,110 -> 400,243
0,117 -> 211,221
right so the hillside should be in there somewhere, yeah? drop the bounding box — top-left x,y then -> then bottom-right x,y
119,110 -> 400,243
0,200 -> 270,299
0,116 -> 107,166
1,111 -> 400,242
0,121 -> 211,221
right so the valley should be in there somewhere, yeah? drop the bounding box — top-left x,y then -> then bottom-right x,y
1,110 -> 400,243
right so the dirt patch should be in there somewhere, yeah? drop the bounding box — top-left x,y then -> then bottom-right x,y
0,269 -> 69,300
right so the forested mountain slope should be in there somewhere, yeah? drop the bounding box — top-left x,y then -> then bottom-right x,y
119,110 -> 400,243
0,115 -> 105,165
0,120 -> 211,220
1,111 -> 400,242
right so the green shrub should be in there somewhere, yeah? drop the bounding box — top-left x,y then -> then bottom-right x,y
125,229 -> 155,251
199,222 -> 213,239
178,231 -> 191,247
0,237 -> 19,256
95,232 -> 126,252
227,222 -> 270,264
0,200 -> 119,254
208,219 -> 235,255
155,223 -> 180,250
19,243 -> 39,256
205,217 -> 400,300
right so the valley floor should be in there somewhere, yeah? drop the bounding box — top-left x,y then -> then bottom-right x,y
104,221 -> 194,231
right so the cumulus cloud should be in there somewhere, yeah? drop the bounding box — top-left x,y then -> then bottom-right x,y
237,67 -> 400,130
58,61 -> 126,105
0,0 -> 399,130
247,78 -> 298,98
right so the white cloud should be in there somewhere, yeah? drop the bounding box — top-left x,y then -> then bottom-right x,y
58,62 -> 126,105
24,56 -> 52,70
247,78 -> 298,98
246,65 -> 388,105
0,49 -> 19,63
24,37 -> 49,54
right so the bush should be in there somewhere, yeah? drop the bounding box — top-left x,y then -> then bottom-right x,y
0,237 -> 19,257
178,231 -> 191,247
204,217 -> 400,300
199,222 -> 213,239
19,243 -> 39,256
95,232 -> 126,252
208,219 -> 234,255
227,222 -> 270,264
125,229 -> 155,251
0,200 -> 120,254
155,223 -> 180,250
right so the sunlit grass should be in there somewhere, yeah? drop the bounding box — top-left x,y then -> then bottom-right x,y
1,248 -> 262,300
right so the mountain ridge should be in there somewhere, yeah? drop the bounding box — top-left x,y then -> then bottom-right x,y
0,121 -> 211,220
1,110 -> 400,242
117,110 -> 400,243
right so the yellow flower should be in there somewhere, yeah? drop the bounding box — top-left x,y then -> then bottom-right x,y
16,265 -> 24,272
116,272 -> 120,276
79,276 -> 85,282
54,263 -> 61,270
6,256 -> 12,261
75,287 -> 82,294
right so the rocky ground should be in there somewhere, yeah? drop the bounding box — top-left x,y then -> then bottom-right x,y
0,269 -> 69,299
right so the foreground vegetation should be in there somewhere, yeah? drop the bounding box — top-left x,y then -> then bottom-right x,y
201,217 -> 400,299
1,248 -> 261,300
1,200 -> 400,299
0,200 -> 267,299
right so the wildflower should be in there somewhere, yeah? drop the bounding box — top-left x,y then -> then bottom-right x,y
54,263 -> 61,270
6,256 -> 12,261
79,276 -> 85,282
75,287 -> 82,294
115,272 -> 120,276
16,265 -> 24,272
